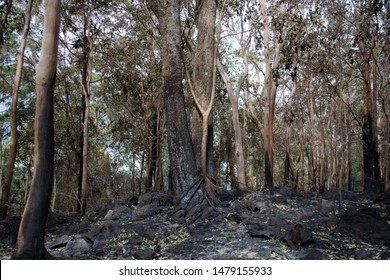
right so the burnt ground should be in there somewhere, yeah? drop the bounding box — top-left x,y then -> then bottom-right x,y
1,189 -> 390,260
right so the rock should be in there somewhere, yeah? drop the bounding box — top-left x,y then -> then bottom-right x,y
0,219 -> 19,245
92,239 -> 108,250
134,204 -> 161,219
139,192 -> 173,207
49,235 -> 72,249
285,224 -> 313,246
296,249 -> 329,260
251,200 -> 272,212
269,195 -> 288,204
133,248 -> 156,260
226,213 -> 244,224
229,200 -> 252,212
84,219 -> 120,241
104,210 -> 114,220
318,199 -> 333,214
65,238 -> 91,257
247,224 -> 279,239
339,209 -> 390,245
112,204 -> 133,219
357,207 -> 382,220
318,216 -> 339,227
128,196 -> 139,206
127,235 -> 143,245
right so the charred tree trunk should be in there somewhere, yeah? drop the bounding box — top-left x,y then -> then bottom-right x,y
147,0 -> 197,202
148,0 -> 218,224
12,0 -> 60,259
0,0 -> 33,219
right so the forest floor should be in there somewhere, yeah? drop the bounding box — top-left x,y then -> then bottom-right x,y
1,188 -> 390,260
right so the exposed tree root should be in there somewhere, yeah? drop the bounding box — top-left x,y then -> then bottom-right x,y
172,177 -> 220,225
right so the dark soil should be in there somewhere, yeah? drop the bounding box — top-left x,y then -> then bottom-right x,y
1,189 -> 389,260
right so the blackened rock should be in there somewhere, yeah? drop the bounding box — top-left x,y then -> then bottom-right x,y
49,235 -> 72,249
127,235 -> 143,245
285,224 -> 313,246
139,192 -> 173,207
128,196 -> 139,206
0,219 -> 19,245
134,204 -> 161,219
318,199 -> 333,215
134,248 -> 156,260
247,224 -> 279,239
339,209 -> 390,245
226,213 -> 244,224
296,249 -> 329,260
84,219 -> 120,241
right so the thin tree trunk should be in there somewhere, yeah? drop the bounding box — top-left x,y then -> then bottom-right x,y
80,11 -> 93,215
190,0 -> 216,178
0,0 -> 33,219
217,57 -> 248,191
260,0 -> 286,194
307,73 -> 316,191
284,55 -> 297,189
13,0 -> 61,259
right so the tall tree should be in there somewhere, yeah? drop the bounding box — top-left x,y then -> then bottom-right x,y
13,0 -> 61,259
0,0 -> 33,219
147,0 -> 197,203
260,0 -> 286,194
354,0 -> 382,193
187,0 -> 217,179
79,3 -> 93,215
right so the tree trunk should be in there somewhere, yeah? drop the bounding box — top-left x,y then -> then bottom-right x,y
80,10 -> 93,215
283,55 -> 297,189
260,0 -> 286,194
190,0 -> 216,178
355,2 -> 381,194
13,0 -> 60,259
217,58 -> 248,191
147,0 -> 197,204
307,73 -> 316,191
0,0 -> 33,219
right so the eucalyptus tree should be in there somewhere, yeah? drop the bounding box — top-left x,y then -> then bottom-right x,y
0,0 -> 33,219
13,0 -> 61,259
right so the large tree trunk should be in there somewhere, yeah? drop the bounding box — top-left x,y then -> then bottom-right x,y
148,0 -> 218,224
0,0 -> 33,219
355,2 -> 381,194
147,0 -> 197,204
12,0 -> 60,259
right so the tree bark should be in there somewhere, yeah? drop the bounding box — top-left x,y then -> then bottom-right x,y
190,0 -> 216,178
13,0 -> 60,259
355,1 -> 381,193
217,58 -> 248,190
147,0 -> 197,204
0,0 -> 33,219
260,0 -> 286,194
80,9 -> 93,215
